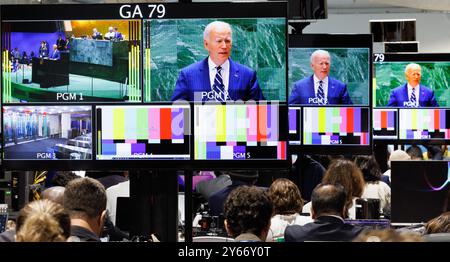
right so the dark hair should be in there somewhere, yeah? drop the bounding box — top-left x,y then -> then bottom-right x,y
64,177 -> 106,219
406,145 -> 423,160
353,155 -> 382,182
427,146 -> 443,160
323,159 -> 364,214
311,183 -> 347,216
223,186 -> 272,238
268,178 -> 303,215
51,171 -> 81,187
424,212 -> 450,234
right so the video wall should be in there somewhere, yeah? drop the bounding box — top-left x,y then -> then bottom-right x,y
373,53 -> 450,143
0,2 -> 289,169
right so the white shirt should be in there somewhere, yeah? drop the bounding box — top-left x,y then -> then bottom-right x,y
313,75 -> 329,99
105,31 -> 115,39
106,180 -> 130,225
407,83 -> 420,107
208,57 -> 230,93
266,213 -> 313,242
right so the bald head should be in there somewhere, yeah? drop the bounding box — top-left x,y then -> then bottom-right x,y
41,186 -> 65,205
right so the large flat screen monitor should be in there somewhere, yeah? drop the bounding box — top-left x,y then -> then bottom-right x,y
303,107 -> 370,146
194,103 -> 288,168
391,160 -> 450,225
96,105 -> 190,160
2,20 -> 141,103
288,34 -> 372,154
374,53 -> 450,143
3,105 -> 92,160
288,34 -> 372,106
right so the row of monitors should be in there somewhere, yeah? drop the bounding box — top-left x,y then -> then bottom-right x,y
2,104 -> 287,162
2,4 -> 449,107
3,104 -> 449,162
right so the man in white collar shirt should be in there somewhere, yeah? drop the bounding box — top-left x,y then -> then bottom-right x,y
289,49 -> 352,105
171,21 -> 265,102
387,63 -> 438,107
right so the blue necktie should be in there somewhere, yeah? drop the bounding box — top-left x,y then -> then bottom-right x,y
212,66 -> 227,102
410,89 -> 417,107
317,80 -> 326,105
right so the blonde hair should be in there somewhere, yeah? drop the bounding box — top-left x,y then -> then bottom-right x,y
354,229 -> 423,242
16,199 -> 71,242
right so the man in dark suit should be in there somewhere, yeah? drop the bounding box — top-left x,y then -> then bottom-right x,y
284,183 -> 363,242
171,21 -> 265,102
289,49 -> 352,105
387,63 -> 438,107
50,44 -> 60,60
92,28 -> 103,40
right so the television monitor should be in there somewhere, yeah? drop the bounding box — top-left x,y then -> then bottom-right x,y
288,106 -> 301,145
143,14 -> 287,102
2,19 -> 141,103
2,105 -> 92,160
193,102 -> 288,168
288,34 -> 372,106
370,19 -> 416,43
391,160 -> 450,225
373,108 -> 398,140
302,107 -> 370,146
398,108 -> 450,140
373,53 -> 450,108
96,105 -> 190,160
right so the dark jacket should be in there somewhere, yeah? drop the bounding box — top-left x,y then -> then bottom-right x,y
284,215 -> 363,242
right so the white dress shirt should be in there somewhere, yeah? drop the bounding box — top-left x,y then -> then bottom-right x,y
407,83 -> 420,107
208,57 -> 230,93
313,75 -> 329,99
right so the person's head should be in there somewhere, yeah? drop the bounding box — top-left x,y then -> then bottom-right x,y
405,63 -> 422,87
427,145 -> 443,160
93,28 -> 98,33
58,35 -> 62,39
114,27 -> 118,32
311,183 -> 347,219
353,229 -> 423,242
353,155 -> 382,182
15,199 -> 71,242
40,41 -> 46,47
322,159 -> 364,215
225,170 -> 259,185
64,177 -> 107,236
52,44 -> 57,50
387,149 -> 410,168
223,186 -> 272,240
51,171 -> 81,187
41,186 -> 65,205
268,178 -> 303,216
108,26 -> 113,32
203,21 -> 233,66
406,145 -> 423,160
424,212 -> 450,234
310,49 -> 331,80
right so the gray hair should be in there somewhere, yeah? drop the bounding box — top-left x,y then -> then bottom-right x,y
310,49 -> 331,64
203,21 -> 233,41
405,63 -> 421,74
